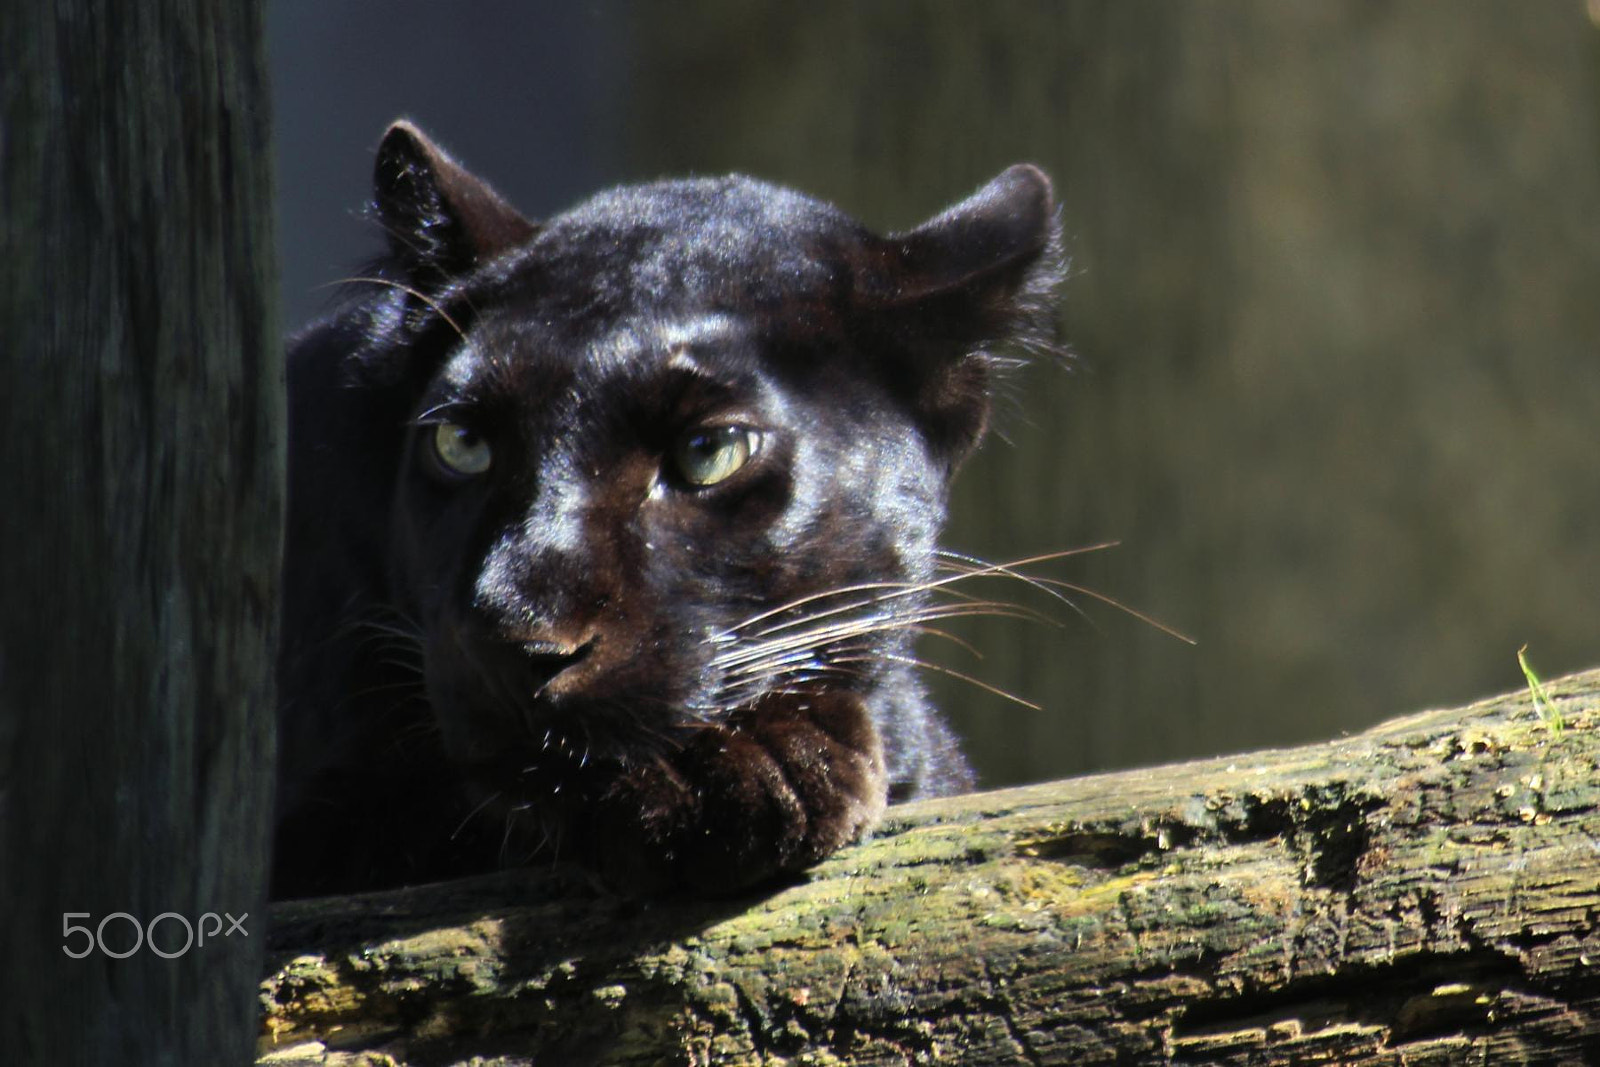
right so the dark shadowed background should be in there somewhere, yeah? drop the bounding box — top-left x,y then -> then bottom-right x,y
269,1 -> 1600,789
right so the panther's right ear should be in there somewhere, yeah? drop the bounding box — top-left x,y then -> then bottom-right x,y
853,164 -> 1064,471
372,120 -> 539,282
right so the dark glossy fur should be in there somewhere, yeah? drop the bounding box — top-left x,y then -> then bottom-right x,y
272,121 -> 1062,899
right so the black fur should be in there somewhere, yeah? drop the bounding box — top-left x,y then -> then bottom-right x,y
272,121 -> 1063,899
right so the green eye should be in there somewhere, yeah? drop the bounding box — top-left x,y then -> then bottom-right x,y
431,420 -> 492,477
673,425 -> 759,486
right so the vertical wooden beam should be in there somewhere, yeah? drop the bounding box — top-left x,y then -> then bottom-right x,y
0,2 -> 280,1062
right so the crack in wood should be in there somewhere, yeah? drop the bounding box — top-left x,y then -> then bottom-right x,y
981,957 -> 1045,1067
1171,950 -> 1524,1047
1022,785 -> 1382,898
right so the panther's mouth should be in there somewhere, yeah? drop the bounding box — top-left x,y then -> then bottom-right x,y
433,627 -> 602,761
522,637 -> 594,697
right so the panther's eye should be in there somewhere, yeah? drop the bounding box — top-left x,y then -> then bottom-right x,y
430,420 -> 493,477
673,425 -> 759,487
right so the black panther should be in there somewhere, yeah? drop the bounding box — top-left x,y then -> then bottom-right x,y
272,121 -> 1063,899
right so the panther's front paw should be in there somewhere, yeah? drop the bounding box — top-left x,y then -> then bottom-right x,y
589,691 -> 887,895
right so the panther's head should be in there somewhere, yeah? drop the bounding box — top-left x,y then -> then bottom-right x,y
349,122 -> 1063,805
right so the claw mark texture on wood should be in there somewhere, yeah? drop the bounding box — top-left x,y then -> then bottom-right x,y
260,670 -> 1600,1065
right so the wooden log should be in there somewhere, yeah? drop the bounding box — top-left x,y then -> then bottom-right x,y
259,669 -> 1600,1065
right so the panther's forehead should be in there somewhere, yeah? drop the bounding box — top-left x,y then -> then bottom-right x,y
472,175 -> 864,328
451,302 -> 788,400
656,314 -> 744,362
431,309 -> 782,446
580,313 -> 748,375
533,174 -> 861,268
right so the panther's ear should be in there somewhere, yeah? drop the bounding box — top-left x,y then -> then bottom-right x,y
861,165 -> 1064,471
879,164 -> 1057,306
372,120 -> 539,281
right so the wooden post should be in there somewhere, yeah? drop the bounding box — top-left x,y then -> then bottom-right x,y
260,671 -> 1600,1065
0,3 -> 280,1063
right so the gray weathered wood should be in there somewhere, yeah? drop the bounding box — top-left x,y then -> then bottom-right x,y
0,3 -> 280,1063
259,671 -> 1600,1065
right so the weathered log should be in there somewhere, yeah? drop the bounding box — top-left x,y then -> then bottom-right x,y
259,670 -> 1600,1065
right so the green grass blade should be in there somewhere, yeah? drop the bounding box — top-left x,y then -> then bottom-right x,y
1518,644 -> 1565,737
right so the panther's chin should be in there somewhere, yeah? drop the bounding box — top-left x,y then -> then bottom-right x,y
444,692 -> 677,802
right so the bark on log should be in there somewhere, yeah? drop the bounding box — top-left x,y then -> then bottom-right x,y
259,670 -> 1600,1065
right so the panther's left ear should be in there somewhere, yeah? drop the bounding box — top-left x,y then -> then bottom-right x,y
860,164 -> 1064,470
371,120 -> 539,282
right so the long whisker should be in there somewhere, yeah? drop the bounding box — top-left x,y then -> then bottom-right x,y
933,542 -> 1123,573
451,790 -> 503,841
935,546 -> 1195,645
741,581 -> 1015,642
718,579 -> 926,637
713,663 -> 867,710
715,605 -> 1046,675
702,539 -> 1192,718
934,550 -> 1094,624
335,616 -> 424,646
325,275 -> 468,342
904,624 -> 985,660
349,677 -> 427,701
837,651 -> 1043,712
374,655 -> 427,676
725,544 -> 1121,641
1001,575 -> 1196,645
713,602 -> 1057,674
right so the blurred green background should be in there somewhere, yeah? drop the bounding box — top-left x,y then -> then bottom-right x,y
272,1 -> 1600,788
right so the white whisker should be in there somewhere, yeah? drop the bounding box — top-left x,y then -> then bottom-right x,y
714,603 -> 1054,674
837,651 -> 1043,712
451,790 -> 502,841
